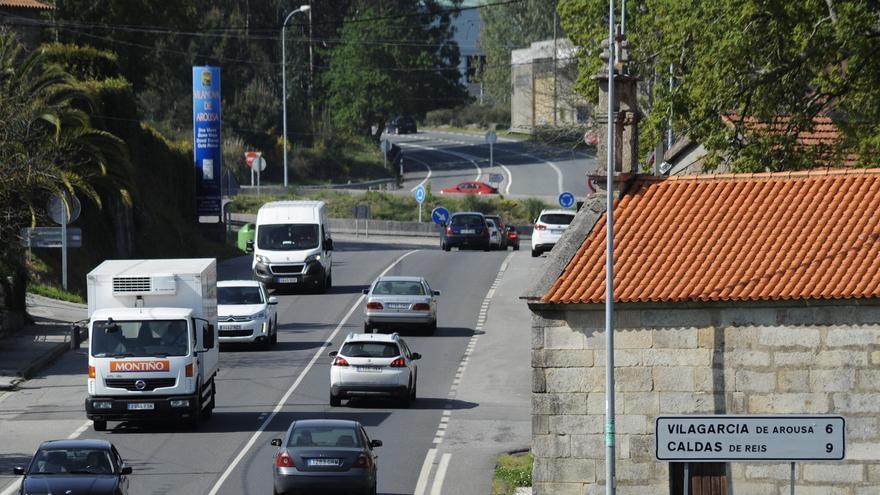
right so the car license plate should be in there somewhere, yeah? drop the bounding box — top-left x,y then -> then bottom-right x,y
387,303 -> 409,310
552,229 -> 564,234
127,403 -> 154,411
307,458 -> 341,467
221,324 -> 242,330
356,366 -> 382,373
461,229 -> 475,234
278,277 -> 298,283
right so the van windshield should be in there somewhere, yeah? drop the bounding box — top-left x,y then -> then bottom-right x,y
257,224 -> 319,251
91,320 -> 189,357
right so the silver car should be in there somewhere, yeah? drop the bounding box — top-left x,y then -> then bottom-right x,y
362,276 -> 440,334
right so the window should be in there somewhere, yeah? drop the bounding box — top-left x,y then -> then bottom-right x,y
257,224 -> 319,251
341,342 -> 400,358
91,320 -> 189,357
451,215 -> 483,227
288,426 -> 363,448
29,448 -> 115,475
373,281 -> 425,296
539,213 -> 575,225
218,286 -> 264,305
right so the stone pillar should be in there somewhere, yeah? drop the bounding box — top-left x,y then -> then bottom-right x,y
590,28 -> 642,196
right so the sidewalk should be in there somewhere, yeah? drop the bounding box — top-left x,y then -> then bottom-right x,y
0,294 -> 88,390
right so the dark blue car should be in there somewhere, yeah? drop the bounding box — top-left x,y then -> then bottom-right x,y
13,439 -> 132,495
441,212 -> 491,251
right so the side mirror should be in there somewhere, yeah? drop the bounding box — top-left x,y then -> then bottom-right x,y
328,351 -> 338,357
433,290 -> 441,296
120,466 -> 133,475
13,467 -> 24,475
245,239 -> 254,253
325,238 -> 334,251
370,439 -> 383,448
270,438 -> 283,447
362,289 -> 369,295
412,352 -> 422,360
204,324 -> 215,349
268,297 -> 278,305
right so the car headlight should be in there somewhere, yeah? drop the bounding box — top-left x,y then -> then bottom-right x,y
250,310 -> 267,320
255,254 -> 269,264
305,254 -> 321,263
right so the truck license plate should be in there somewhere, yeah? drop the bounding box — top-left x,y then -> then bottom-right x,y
127,403 -> 154,411
278,277 -> 298,283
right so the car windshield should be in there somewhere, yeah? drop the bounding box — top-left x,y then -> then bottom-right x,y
451,215 -> 483,227
29,448 -> 115,475
540,213 -> 575,225
486,219 -> 496,229
91,320 -> 189,357
341,342 -> 400,358
218,286 -> 263,305
372,280 -> 425,296
257,224 -> 318,251
289,426 -> 362,448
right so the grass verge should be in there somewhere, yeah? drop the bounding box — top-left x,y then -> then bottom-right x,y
28,283 -> 86,304
492,452 -> 533,495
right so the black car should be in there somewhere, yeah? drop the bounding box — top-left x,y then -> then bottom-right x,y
272,419 -> 381,495
13,439 -> 132,495
441,212 -> 491,251
386,116 -> 417,135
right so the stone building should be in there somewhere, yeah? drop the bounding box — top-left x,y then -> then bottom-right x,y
0,0 -> 54,51
524,168 -> 880,494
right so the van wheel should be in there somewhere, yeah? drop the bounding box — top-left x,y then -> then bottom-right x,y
315,274 -> 327,294
92,420 -> 107,432
327,272 -> 333,288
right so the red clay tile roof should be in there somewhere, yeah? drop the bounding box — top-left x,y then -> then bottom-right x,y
544,168 -> 880,304
722,115 -> 858,166
0,0 -> 54,9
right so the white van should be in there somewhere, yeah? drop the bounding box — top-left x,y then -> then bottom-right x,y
247,201 -> 334,292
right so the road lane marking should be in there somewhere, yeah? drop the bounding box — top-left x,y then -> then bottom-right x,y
407,155 -> 434,192
68,421 -> 91,439
430,453 -> 452,495
413,448 -> 438,495
397,142 -> 482,182
500,164 -> 513,195
0,480 -> 20,495
207,250 -> 419,495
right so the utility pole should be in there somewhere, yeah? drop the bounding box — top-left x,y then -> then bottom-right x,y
552,10 -> 558,126
604,2 -> 617,495
308,2 -> 315,123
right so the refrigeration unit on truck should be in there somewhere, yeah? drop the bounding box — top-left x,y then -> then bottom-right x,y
84,258 -> 219,432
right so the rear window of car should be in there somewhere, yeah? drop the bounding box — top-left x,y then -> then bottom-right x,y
451,215 -> 483,227
289,426 -> 362,448
341,342 -> 401,358
539,213 -> 575,225
373,281 -> 425,296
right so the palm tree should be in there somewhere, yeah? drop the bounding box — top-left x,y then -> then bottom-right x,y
0,31 -> 132,316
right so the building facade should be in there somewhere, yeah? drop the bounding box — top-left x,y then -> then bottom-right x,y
0,0 -> 53,51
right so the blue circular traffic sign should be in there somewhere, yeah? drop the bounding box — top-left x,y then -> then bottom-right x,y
558,192 -> 575,208
415,185 -> 426,204
431,206 -> 450,225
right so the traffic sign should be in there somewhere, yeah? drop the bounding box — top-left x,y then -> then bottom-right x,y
485,131 -> 497,144
414,185 -> 426,204
20,227 -> 82,248
656,415 -> 846,462
431,207 -> 450,225
558,192 -> 575,208
252,156 -> 267,172
47,192 -> 81,225
244,151 -> 261,168
584,132 -> 599,146
489,173 -> 505,183
380,139 -> 392,154
587,177 -> 600,196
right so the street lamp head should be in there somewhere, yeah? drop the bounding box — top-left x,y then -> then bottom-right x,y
297,5 -> 311,12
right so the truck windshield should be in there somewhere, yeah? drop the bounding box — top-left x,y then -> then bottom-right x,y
257,224 -> 319,251
91,320 -> 189,357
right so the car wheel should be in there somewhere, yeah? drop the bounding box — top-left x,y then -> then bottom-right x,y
442,243 -> 450,252
425,320 -> 437,335
399,386 -> 412,408
330,392 -> 341,407
411,378 -> 417,401
92,420 -> 107,432
513,243 -> 520,251
531,248 -> 540,257
271,318 -> 279,345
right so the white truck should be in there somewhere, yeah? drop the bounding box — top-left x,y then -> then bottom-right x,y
84,259 -> 219,431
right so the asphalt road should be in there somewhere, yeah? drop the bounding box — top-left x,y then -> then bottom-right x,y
389,129 -> 596,200
0,239 -> 509,495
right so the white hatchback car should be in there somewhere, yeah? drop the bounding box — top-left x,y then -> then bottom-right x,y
328,332 -> 421,408
217,280 -> 278,348
531,209 -> 576,257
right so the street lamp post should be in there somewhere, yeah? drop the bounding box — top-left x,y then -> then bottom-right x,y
282,4 -> 311,189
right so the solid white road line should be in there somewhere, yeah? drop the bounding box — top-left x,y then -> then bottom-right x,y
407,155 -> 434,192
413,448 -> 438,495
207,250 -> 419,495
518,151 -> 564,194
500,164 -> 513,195
430,453 -> 452,495
397,142 -> 482,182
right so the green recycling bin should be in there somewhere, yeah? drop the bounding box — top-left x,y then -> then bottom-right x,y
237,223 -> 255,252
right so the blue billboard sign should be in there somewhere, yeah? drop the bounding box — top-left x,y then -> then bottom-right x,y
193,66 -> 222,218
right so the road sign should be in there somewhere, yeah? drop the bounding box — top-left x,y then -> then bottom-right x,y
380,139 -> 392,154
485,131 -> 497,144
431,207 -> 450,225
584,131 -> 599,146
414,185 -> 426,204
655,415 -> 846,462
558,191 -> 575,208
352,205 -> 370,219
489,173 -> 505,183
252,156 -> 267,172
587,177 -> 600,196
244,151 -> 261,168
47,192 -> 81,225
20,227 -> 82,248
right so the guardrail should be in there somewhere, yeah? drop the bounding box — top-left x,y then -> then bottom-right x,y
237,177 -> 398,196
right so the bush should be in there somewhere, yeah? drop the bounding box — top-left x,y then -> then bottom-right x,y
424,104 -> 510,130
493,453 -> 533,495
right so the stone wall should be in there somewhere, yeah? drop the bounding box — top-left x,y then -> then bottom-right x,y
528,303 -> 880,495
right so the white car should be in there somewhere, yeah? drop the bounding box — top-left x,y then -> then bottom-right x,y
363,276 -> 440,334
328,332 -> 421,408
217,280 -> 278,348
485,218 -> 503,250
531,209 -> 576,257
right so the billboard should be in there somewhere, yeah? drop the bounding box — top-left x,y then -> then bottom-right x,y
192,66 -> 222,218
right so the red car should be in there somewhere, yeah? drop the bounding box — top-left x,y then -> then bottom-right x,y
439,182 -> 499,195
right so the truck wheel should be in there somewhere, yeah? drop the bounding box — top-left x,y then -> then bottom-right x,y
201,381 -> 215,420
92,420 -> 107,432
330,392 -> 341,407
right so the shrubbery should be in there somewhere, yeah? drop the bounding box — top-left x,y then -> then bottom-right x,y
424,104 -> 511,130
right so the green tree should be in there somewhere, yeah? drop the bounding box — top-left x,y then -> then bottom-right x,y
478,0 -> 559,107
559,0 -> 880,171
